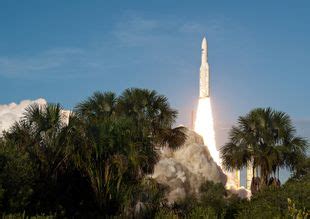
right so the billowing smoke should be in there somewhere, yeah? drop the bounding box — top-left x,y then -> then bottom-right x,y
0,98 -> 47,134
152,129 -> 227,203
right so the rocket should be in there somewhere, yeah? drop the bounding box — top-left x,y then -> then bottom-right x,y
199,37 -> 210,98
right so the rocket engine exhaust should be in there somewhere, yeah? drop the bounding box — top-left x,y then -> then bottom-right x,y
194,97 -> 220,165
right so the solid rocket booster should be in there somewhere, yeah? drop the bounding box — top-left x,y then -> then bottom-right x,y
199,37 -> 210,98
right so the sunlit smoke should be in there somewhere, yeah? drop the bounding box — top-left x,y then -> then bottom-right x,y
194,97 -> 221,166
152,129 -> 227,203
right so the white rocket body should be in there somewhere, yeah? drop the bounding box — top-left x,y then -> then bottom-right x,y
199,37 -> 210,98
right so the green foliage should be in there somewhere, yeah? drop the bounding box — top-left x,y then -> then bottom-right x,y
237,191 -> 284,218
130,178 -> 167,216
223,194 -> 245,219
154,208 -> 178,219
1,213 -> 55,219
287,198 -> 309,219
292,157 -> 310,179
0,142 -> 35,213
171,195 -> 198,217
186,206 -> 217,218
221,108 -> 308,191
2,103 -> 96,217
199,181 -> 226,216
283,173 -> 310,211
236,173 -> 310,218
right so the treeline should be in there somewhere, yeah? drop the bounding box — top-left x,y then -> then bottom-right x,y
0,88 -> 186,217
0,88 -> 309,218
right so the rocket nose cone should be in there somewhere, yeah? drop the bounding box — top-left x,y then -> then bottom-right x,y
202,37 -> 207,49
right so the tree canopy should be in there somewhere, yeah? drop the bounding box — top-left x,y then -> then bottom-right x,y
221,107 -> 308,190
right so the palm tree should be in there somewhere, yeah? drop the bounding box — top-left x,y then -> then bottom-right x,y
3,103 -> 75,213
221,108 -> 308,189
117,88 -> 186,150
5,103 -> 70,178
75,91 -> 117,121
70,88 -> 186,213
72,116 -> 139,211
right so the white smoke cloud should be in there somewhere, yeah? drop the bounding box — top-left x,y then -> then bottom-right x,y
152,129 -> 227,204
152,128 -> 251,203
0,98 -> 47,134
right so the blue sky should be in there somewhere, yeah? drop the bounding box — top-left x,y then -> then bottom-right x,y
1,0 -> 310,149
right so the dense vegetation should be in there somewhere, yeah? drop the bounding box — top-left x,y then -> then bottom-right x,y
0,88 -> 308,218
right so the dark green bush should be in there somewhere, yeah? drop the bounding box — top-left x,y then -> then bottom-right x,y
0,142 -> 35,213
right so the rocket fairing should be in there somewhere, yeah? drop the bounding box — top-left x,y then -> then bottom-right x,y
199,37 -> 210,98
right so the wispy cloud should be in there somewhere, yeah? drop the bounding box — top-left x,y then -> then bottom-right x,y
111,15 -> 164,47
111,13 -> 231,48
179,23 -> 204,34
0,48 -> 84,78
